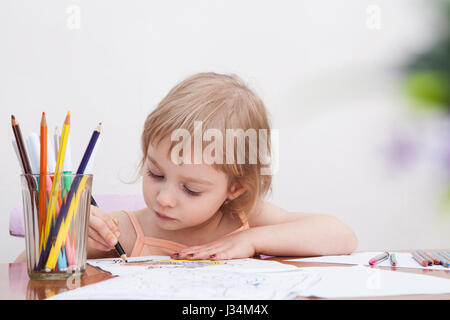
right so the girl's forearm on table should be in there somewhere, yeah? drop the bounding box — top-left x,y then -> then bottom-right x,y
250,214 -> 358,257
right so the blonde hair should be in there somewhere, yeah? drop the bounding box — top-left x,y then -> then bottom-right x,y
140,72 -> 273,220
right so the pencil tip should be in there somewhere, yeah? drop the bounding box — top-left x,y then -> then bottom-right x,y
64,111 -> 71,125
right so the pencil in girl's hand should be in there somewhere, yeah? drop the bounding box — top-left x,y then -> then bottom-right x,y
90,189 -> 128,262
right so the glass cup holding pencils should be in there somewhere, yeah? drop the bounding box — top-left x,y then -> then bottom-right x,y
21,173 -> 93,280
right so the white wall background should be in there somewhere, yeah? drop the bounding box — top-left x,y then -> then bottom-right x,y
1,0 -> 449,262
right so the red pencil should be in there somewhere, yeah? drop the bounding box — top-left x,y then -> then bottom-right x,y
423,251 -> 440,265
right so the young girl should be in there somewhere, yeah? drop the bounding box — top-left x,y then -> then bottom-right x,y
87,72 -> 358,261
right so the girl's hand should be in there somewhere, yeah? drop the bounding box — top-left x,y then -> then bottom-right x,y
88,205 -> 121,252
172,229 -> 257,260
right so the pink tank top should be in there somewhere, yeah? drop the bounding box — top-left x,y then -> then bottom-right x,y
122,210 -> 250,257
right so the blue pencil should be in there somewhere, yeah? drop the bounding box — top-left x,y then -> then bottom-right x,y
57,248 -> 67,270
440,252 -> 450,263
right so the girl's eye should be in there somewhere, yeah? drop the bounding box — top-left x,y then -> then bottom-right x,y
147,169 -> 201,197
184,186 -> 201,197
147,169 -> 163,179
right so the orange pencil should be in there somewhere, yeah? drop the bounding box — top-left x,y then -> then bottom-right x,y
38,113 -> 47,247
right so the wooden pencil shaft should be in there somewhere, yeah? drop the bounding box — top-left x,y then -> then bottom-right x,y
412,252 -> 428,266
417,251 -> 433,265
38,114 -> 47,246
12,116 -> 39,213
11,119 -> 32,174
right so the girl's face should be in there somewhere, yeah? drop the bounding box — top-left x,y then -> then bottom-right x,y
142,137 -> 230,231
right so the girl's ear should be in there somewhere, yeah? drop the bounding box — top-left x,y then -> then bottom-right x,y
228,183 -> 246,201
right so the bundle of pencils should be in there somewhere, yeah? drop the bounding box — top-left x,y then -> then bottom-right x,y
11,111 -> 102,272
412,250 -> 450,268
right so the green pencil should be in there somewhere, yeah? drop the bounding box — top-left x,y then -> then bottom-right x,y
389,253 -> 397,266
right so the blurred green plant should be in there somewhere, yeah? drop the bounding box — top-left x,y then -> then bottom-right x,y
404,0 -> 450,111
402,0 -> 450,215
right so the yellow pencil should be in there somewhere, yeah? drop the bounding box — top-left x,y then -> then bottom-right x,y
45,176 -> 88,270
41,111 -> 70,250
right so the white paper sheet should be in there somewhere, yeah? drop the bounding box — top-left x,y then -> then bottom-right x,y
285,251 -> 450,270
88,255 -> 299,277
48,267 -> 321,300
49,255 -> 450,299
299,265 -> 450,298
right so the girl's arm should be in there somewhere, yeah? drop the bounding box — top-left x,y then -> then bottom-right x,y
176,201 -> 358,260
247,201 -> 358,257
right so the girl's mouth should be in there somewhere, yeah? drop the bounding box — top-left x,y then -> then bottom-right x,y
154,209 -> 176,221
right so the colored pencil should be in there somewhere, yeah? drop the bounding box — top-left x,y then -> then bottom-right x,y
433,252 -> 450,268
12,139 -> 25,173
37,112 -> 71,270
53,125 -> 70,269
439,252 -> 450,263
11,115 -> 39,216
11,115 -> 33,176
39,113 -> 47,249
369,252 -> 389,265
45,176 -> 89,270
389,253 -> 397,266
416,250 -> 433,266
38,122 -> 101,269
423,251 -> 440,265
412,251 -> 429,267
63,133 -> 73,198
54,126 -> 60,165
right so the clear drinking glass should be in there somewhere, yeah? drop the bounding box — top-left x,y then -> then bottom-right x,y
20,173 -> 93,280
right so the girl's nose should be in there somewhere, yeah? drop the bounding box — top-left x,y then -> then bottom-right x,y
155,184 -> 177,208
